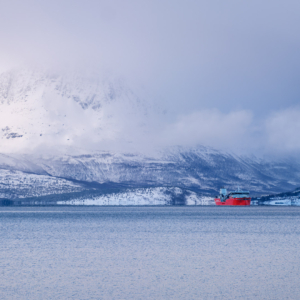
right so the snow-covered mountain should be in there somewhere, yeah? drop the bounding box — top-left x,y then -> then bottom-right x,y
0,168 -> 85,200
0,68 -> 152,154
1,68 -> 300,205
1,146 -> 300,204
57,187 -> 214,206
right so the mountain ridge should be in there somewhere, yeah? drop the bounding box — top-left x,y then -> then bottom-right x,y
1,146 -> 300,203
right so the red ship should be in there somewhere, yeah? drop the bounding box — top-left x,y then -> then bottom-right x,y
214,187 -> 251,206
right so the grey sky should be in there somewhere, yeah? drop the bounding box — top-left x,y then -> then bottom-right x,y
1,0 -> 300,154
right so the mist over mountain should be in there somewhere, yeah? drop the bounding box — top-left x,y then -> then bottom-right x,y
1,67 -> 300,157
0,68 -> 160,154
0,67 -> 300,204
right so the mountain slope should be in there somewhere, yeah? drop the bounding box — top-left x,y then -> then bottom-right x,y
1,146 -> 300,202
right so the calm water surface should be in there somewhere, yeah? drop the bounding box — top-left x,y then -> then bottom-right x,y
1,206 -> 300,300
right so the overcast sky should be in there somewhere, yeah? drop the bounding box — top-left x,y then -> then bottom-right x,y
1,0 -> 300,155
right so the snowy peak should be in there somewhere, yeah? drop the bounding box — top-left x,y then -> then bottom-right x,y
0,68 -> 133,109
0,68 -> 150,153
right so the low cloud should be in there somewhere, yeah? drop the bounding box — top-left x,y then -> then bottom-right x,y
265,107 -> 300,154
0,68 -> 299,157
156,110 -> 253,151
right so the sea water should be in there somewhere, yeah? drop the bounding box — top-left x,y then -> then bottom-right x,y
1,206 -> 300,300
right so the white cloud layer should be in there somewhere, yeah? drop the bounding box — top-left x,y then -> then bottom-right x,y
0,67 -> 299,156
158,110 -> 253,150
265,108 -> 300,153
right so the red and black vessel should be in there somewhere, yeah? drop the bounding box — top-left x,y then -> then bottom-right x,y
215,187 -> 251,206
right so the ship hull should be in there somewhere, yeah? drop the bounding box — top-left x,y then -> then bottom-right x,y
214,197 -> 251,206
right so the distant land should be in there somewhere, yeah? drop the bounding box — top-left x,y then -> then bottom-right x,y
1,148 -> 300,205
253,187 -> 300,206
